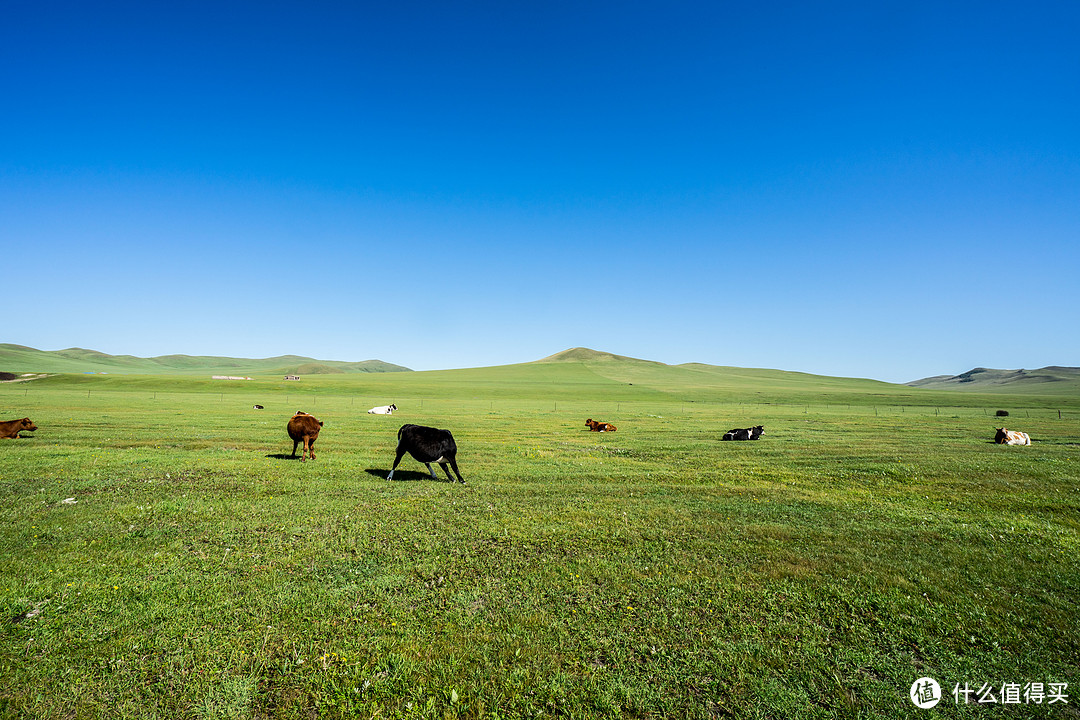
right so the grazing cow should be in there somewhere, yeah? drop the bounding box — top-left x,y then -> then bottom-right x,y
0,417 -> 37,439
253,405 -> 264,410
287,411 -> 323,461
388,424 -> 464,483
368,404 -> 397,415
995,428 -> 1030,446
722,425 -> 764,441
995,410 -> 1009,417
585,418 -> 617,432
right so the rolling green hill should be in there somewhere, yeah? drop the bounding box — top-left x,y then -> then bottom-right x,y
5,343 -> 1079,407
0,343 -> 411,376
907,365 -> 1080,394
520,346 -> 1001,406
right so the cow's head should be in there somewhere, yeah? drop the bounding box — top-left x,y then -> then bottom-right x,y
20,418 -> 36,431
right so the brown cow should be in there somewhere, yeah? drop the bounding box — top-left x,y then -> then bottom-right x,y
287,411 -> 323,461
585,418 -> 617,432
0,417 -> 37,439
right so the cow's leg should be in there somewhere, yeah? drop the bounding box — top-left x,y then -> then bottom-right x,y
387,447 -> 406,480
444,458 -> 465,484
424,462 -> 438,480
308,438 -> 316,460
292,439 -> 300,458
300,436 -> 309,462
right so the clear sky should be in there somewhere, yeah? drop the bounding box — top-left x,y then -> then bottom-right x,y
3,1 -> 1078,382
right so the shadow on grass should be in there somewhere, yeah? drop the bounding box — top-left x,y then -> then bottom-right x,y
266,453 -> 304,461
362,468 -> 455,482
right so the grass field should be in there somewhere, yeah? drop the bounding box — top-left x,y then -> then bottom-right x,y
1,359 -> 1078,719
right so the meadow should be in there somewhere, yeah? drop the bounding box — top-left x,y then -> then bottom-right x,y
1,358 -> 1078,719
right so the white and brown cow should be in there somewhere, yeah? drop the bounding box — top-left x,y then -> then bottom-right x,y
994,428 -> 1030,445
585,418 -> 617,432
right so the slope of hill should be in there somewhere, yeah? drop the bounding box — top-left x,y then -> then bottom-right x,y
906,366 -> 1080,394
506,346 -> 915,405
0,344 -> 411,376
536,347 -> 666,366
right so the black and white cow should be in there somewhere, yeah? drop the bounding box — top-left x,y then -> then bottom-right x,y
722,425 -> 764,441
387,424 -> 465,483
368,404 -> 397,415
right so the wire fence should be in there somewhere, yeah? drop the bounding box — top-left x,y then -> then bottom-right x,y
3,385 -> 1077,422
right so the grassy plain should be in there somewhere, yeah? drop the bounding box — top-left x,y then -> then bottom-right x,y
1,359 -> 1078,719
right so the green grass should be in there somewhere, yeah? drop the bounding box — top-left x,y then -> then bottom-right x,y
1,362 -> 1078,719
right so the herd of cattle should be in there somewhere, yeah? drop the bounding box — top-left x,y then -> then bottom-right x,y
1,408 -> 1038,481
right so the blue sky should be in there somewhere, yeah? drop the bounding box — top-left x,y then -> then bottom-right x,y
3,1 -> 1078,382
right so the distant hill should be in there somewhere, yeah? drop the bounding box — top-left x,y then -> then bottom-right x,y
0,344 -> 411,376
523,347 -> 907,397
5,343 -> 1077,399
536,347 -> 666,366
907,366 -> 1080,394
533,348 -> 1080,399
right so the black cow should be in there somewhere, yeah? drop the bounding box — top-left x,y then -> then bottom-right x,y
387,424 -> 465,483
722,425 -> 764,441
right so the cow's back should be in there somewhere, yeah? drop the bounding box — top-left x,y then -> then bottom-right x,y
398,423 -> 456,459
288,413 -> 322,439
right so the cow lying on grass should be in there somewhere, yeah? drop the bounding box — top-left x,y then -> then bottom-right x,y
287,411 -> 323,461
368,404 -> 397,415
387,424 -> 465,483
722,425 -> 764,441
995,428 -> 1030,445
586,418 -> 617,432
0,417 -> 37,439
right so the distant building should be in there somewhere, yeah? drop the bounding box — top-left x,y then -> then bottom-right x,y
284,375 -> 300,381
